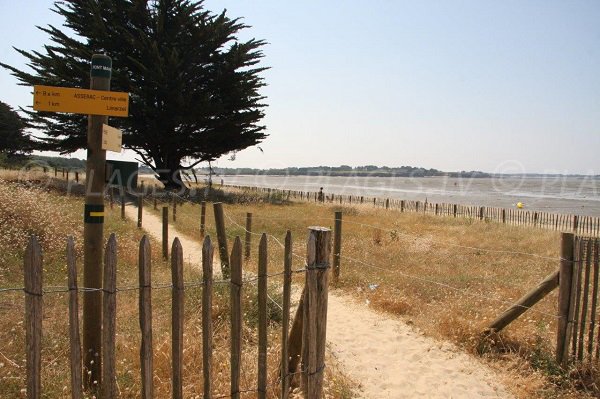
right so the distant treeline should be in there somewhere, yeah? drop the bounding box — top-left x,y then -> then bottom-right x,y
199,165 -> 491,178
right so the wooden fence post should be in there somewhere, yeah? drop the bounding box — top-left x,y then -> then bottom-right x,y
162,207 -> 169,260
281,231 -> 292,399
25,236 -> 43,399
502,209 -> 506,224
573,215 -> 579,234
557,232 -> 575,366
200,201 -> 206,238
137,195 -> 143,228
230,238 -> 243,399
139,236 -> 153,399
400,200 -> 404,212
245,213 -> 253,260
453,204 -> 457,218
213,202 -> 230,279
172,196 -> 177,222
202,236 -> 214,399
258,234 -> 268,399
120,194 -> 125,220
67,237 -> 82,399
171,238 -> 184,399
479,206 -> 484,220
102,234 -> 117,398
75,171 -> 79,183
302,227 -> 331,399
385,199 -> 389,209
333,211 -> 342,283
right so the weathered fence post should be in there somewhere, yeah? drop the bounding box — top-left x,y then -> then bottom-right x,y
479,206 -> 484,220
139,236 -> 153,399
202,236 -> 214,399
400,200 -> 405,212
120,194 -> 125,220
244,212 -> 253,260
258,234 -> 268,399
230,238 -> 243,399
137,195 -> 143,228
385,199 -> 389,209
172,195 -> 177,222
573,215 -> 579,234
102,234 -> 117,398
281,231 -> 292,399
75,171 -> 79,183
25,236 -> 43,399
67,238 -> 82,399
302,227 -> 331,399
502,209 -> 506,224
213,202 -> 230,279
453,204 -> 457,218
557,232 -> 575,366
162,207 -> 169,260
200,201 -> 206,238
333,211 -> 342,283
171,238 -> 184,399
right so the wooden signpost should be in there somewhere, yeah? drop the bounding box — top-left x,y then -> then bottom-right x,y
33,54 -> 129,390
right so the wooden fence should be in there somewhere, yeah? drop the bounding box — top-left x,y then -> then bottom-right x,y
225,185 -> 600,237
486,233 -> 600,368
20,221 -> 332,398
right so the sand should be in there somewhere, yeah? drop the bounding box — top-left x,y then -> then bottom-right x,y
125,204 -> 512,398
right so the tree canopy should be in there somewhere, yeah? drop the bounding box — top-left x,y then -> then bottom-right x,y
1,0 -> 268,188
0,101 -> 32,157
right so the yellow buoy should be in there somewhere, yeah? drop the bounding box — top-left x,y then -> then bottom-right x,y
516,202 -> 524,209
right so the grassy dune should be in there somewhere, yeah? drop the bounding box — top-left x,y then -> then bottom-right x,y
150,187 -> 595,398
0,177 -> 355,398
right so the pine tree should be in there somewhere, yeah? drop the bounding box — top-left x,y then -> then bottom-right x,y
0,101 -> 32,157
1,0 -> 267,189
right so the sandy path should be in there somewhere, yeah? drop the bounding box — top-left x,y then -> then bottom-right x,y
125,205 -> 512,398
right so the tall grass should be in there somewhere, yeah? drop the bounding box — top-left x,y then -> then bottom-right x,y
150,188 -> 594,398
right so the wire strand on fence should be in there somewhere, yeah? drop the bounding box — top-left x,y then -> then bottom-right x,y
338,253 -> 561,319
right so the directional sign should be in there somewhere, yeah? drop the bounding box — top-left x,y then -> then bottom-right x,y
101,124 -> 123,152
33,85 -> 129,117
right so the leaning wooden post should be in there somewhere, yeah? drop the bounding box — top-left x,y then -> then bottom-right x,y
556,232 -> 575,366
281,231 -> 293,399
244,212 -> 253,260
486,269 -> 559,333
213,202 -> 230,279
333,211 -> 342,283
230,238 -> 243,399
202,237 -> 214,399
257,234 -> 268,399
102,234 -> 117,398
171,238 -> 184,399
24,236 -> 43,399
200,201 -> 206,238
139,236 -> 153,399
302,227 -> 332,399
67,237 -> 83,399
162,207 -> 169,260
137,195 -> 143,228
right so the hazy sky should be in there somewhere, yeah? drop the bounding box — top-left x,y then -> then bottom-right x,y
1,0 -> 599,174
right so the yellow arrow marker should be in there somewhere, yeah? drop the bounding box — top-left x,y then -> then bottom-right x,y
89,212 -> 105,217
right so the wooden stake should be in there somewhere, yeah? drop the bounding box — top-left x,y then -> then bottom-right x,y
102,234 -> 117,398
230,238 -> 243,399
67,237 -> 82,399
24,236 -> 43,399
202,236 -> 214,399
139,236 -> 153,399
281,231 -> 292,399
213,202 -> 230,279
258,234 -> 268,399
171,238 -> 184,399
557,232 -> 575,366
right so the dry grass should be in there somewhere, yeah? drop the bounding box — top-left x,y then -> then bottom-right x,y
149,187 -> 596,398
0,177 -> 356,398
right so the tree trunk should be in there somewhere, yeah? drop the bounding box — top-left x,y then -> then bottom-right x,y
156,161 -> 187,192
